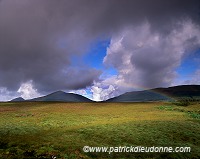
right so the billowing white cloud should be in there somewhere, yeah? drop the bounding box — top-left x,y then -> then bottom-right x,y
91,85 -> 116,101
0,82 -> 41,101
92,20 -> 200,101
17,81 -> 41,99
69,89 -> 87,95
91,76 -> 126,101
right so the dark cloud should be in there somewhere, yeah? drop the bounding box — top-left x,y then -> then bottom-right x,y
0,0 -> 103,93
0,0 -> 200,98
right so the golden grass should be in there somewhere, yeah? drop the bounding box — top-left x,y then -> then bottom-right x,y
0,102 -> 199,158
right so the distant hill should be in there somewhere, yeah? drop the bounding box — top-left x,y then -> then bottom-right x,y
9,85 -> 200,103
106,90 -> 170,102
152,85 -> 200,98
30,91 -> 92,102
106,85 -> 200,102
11,97 -> 25,102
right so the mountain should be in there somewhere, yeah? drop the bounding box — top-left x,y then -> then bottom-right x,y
30,91 -> 92,102
107,90 -> 170,102
106,85 -> 200,102
11,97 -> 25,102
152,85 -> 200,98
9,85 -> 200,102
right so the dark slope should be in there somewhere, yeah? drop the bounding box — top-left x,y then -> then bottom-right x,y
107,90 -> 170,102
152,85 -> 200,98
107,85 -> 200,102
30,91 -> 92,102
11,97 -> 25,102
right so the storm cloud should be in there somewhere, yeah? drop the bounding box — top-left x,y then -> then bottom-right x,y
101,21 -> 200,100
0,0 -> 103,94
0,0 -> 200,100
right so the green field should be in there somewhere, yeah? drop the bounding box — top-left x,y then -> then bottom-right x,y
0,102 -> 199,159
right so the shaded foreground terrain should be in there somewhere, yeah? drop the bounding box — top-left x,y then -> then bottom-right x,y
0,102 -> 199,158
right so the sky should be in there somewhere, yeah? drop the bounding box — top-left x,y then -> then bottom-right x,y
0,0 -> 200,101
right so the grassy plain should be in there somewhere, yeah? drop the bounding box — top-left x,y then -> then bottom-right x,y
0,102 -> 199,158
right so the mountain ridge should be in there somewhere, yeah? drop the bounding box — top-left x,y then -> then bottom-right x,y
29,91 -> 92,102
11,97 -> 25,102
106,85 -> 200,102
9,85 -> 200,102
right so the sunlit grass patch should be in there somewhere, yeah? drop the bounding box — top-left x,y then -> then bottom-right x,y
187,112 -> 200,119
157,103 -> 200,121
